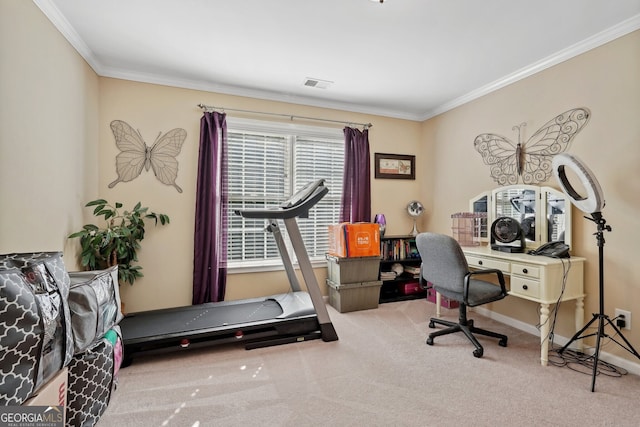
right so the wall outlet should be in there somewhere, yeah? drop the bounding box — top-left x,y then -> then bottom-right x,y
615,308 -> 631,331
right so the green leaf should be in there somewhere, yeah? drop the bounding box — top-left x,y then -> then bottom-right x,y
69,198 -> 171,285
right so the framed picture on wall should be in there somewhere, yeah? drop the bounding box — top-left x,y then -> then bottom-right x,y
374,153 -> 415,180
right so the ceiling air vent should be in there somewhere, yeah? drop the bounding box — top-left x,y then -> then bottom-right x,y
303,78 -> 333,89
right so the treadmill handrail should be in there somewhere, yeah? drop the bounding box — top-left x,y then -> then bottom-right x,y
234,180 -> 328,220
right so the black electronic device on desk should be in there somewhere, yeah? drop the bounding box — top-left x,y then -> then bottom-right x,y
119,179 -> 338,366
528,240 -> 570,258
490,216 -> 525,253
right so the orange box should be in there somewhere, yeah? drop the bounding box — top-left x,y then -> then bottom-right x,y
328,223 -> 380,257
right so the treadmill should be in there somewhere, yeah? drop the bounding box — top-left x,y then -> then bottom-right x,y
119,179 -> 339,365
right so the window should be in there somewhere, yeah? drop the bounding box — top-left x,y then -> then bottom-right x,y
226,118 -> 344,270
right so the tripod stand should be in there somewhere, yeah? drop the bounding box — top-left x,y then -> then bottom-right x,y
558,212 -> 640,392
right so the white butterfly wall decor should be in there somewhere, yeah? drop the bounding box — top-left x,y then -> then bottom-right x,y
108,120 -> 187,193
473,107 -> 590,185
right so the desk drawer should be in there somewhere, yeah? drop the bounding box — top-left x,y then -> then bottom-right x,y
510,276 -> 541,299
466,255 -> 510,273
511,263 -> 540,279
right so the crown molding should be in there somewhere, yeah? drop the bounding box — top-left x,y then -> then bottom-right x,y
35,0 -> 640,123
421,13 -> 640,121
34,0 -> 105,74
99,65 -> 424,121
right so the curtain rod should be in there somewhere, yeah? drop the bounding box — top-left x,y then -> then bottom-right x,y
197,104 -> 372,129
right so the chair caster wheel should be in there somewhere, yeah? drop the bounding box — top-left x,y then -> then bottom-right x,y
499,338 -> 508,347
428,321 -> 435,328
473,348 -> 483,358
426,337 -> 434,346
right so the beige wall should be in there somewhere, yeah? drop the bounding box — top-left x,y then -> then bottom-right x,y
3,2 -> 639,366
0,0 -> 99,262
97,78 -> 422,311
420,31 -> 640,363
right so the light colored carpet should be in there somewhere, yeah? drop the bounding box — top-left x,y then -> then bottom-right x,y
99,299 -> 640,426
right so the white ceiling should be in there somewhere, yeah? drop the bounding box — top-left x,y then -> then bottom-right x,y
36,0 -> 640,121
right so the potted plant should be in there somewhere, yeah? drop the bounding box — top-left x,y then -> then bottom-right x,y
68,199 -> 170,285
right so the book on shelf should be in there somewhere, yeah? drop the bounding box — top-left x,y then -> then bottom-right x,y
381,238 -> 419,261
403,265 -> 421,275
380,271 -> 397,281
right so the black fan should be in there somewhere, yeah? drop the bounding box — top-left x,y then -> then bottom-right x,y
491,217 -> 525,253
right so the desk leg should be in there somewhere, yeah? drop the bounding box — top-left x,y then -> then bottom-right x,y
539,303 -> 550,366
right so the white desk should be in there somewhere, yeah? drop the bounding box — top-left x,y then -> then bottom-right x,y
435,246 -> 585,366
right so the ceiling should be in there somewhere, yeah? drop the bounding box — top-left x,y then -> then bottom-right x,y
36,0 -> 640,121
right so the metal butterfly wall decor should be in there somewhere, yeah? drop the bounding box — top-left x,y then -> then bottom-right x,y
108,120 -> 187,193
473,107 -> 590,185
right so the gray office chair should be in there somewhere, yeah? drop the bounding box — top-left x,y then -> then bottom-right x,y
416,232 -> 508,358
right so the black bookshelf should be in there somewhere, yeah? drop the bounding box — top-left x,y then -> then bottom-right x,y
378,235 -> 426,303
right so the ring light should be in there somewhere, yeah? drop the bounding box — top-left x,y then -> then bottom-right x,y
551,153 -> 640,392
552,153 -> 605,214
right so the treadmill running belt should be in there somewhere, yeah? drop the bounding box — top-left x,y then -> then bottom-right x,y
121,300 -> 283,341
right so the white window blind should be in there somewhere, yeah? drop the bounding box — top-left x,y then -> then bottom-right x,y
226,119 -> 344,267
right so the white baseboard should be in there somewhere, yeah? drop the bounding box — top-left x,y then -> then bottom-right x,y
474,307 -> 640,376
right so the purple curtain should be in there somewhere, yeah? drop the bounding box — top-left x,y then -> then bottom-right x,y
193,112 -> 228,304
340,127 -> 371,223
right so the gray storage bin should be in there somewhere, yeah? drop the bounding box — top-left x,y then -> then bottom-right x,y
326,278 -> 382,313
326,254 -> 380,283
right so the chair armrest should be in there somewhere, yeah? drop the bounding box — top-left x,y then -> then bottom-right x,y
463,268 -> 507,301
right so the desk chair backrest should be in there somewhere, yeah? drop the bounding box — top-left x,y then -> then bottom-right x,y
417,232 -> 469,295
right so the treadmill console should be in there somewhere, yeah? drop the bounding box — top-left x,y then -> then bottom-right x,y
236,179 -> 328,219
281,179 -> 325,208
